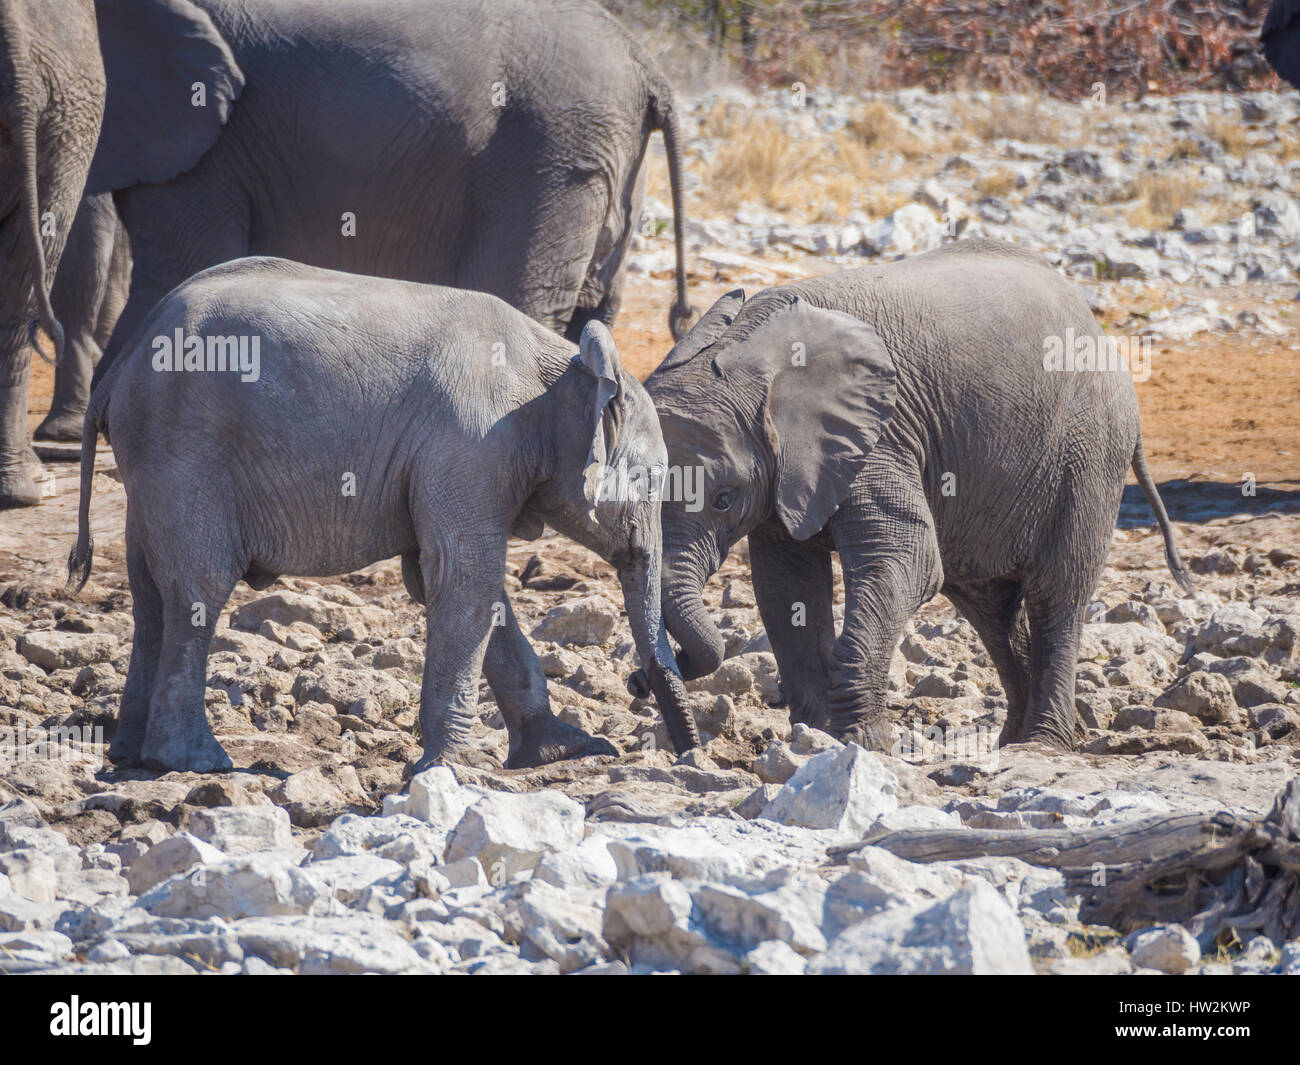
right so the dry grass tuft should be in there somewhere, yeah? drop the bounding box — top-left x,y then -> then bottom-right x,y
1276,128 -> 1300,162
1125,171 -> 1204,229
1205,114 -> 1251,159
704,113 -> 817,212
695,98 -> 921,218
844,99 -> 927,159
975,167 -> 1018,198
954,96 -> 1074,147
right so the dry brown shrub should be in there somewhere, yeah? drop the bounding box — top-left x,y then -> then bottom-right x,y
975,167 -> 1018,198
1126,171 -> 1205,229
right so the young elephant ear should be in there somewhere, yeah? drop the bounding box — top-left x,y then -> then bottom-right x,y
577,321 -> 625,513
652,289 -> 745,374
716,297 -> 896,540
87,0 -> 245,194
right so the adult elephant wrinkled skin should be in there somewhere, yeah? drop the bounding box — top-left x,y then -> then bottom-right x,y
69,257 -> 698,773
4,0 -> 694,503
634,239 -> 1194,753
87,0 -> 692,375
0,0 -> 105,507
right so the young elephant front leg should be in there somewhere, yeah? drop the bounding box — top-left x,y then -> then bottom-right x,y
828,480 -> 942,753
748,523 -> 835,728
482,592 -> 617,769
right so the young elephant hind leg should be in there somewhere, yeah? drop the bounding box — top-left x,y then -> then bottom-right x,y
944,579 -> 1032,746
748,522 -> 835,729
139,556 -> 240,773
110,523 -> 164,765
828,475 -> 943,753
482,592 -> 617,769
1019,527 -> 1110,750
411,527 -> 509,771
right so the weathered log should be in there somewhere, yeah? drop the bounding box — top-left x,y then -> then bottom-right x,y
826,777 -> 1300,947
828,810 -> 1259,868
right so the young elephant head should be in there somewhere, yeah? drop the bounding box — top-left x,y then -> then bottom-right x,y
635,289 -> 897,686
526,322 -> 700,754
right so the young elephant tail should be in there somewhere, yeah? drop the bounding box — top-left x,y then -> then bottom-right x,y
650,93 -> 693,339
1132,434 -> 1194,596
66,387 -> 108,595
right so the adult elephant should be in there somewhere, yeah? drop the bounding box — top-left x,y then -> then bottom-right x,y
0,0 -> 694,505
84,0 -> 692,398
0,0 -> 105,507
1263,1 -> 1300,86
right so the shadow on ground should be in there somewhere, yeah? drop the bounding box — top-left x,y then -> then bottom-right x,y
1120,480 -> 1300,527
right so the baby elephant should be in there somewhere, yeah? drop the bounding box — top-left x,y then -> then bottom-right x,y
636,238 -> 1191,752
69,257 -> 697,773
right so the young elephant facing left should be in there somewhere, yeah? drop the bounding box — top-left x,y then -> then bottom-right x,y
68,256 -> 698,773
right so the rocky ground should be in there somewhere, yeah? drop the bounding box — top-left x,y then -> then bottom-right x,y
5,87 -> 1300,975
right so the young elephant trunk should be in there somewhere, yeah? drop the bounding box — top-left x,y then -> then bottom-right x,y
661,548 -> 725,680
619,553 -> 699,755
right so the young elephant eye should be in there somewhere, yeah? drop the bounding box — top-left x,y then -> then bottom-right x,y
712,489 -> 733,512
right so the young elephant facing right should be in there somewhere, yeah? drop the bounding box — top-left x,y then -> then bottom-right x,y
636,239 -> 1192,752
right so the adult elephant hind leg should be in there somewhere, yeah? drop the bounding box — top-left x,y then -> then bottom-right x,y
34,331 -> 96,442
944,579 -> 1031,747
0,341 -> 39,507
483,593 -> 616,769
109,525 -> 164,765
35,196 -> 118,442
748,523 -> 835,728
827,480 -> 943,754
139,547 -> 241,773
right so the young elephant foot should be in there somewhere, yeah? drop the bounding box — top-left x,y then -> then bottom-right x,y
33,408 -> 86,442
107,726 -> 146,766
786,691 -> 830,730
833,713 -> 895,755
505,713 -> 617,770
140,726 -> 233,773
1019,725 -> 1076,752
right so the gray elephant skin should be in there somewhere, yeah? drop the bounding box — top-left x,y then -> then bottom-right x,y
68,256 -> 698,773
0,0 -> 105,507
34,192 -> 131,442
1263,0 -> 1300,87
638,239 -> 1193,752
1,0 -> 693,507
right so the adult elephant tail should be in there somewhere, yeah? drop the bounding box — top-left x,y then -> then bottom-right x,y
1132,434 -> 1194,596
66,383 -> 110,595
0,1 -> 64,361
650,93 -> 693,340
